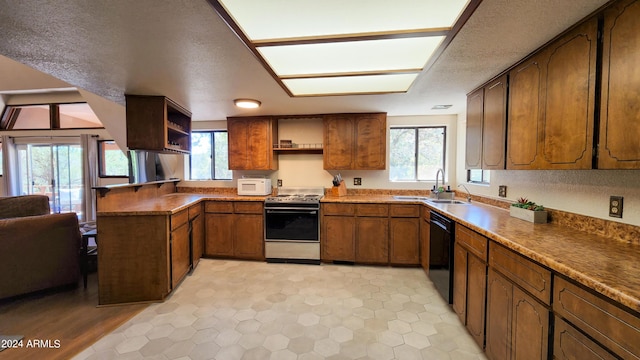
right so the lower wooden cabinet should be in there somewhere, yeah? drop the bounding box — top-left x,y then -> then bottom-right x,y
554,317 -> 617,360
486,268 -> 550,360
204,201 -> 264,260
419,208 -> 430,273
389,217 -> 420,265
189,203 -> 204,268
356,217 -> 388,264
322,204 -> 356,261
171,221 -> 190,287
453,225 -> 488,349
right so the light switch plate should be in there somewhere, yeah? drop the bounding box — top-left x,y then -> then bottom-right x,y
354,177 -> 362,186
609,196 -> 623,218
498,185 -> 507,198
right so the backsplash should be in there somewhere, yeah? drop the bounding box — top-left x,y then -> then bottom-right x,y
177,186 -> 639,245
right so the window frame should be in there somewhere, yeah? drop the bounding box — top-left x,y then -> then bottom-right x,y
0,102 -> 104,130
467,169 -> 490,184
389,125 -> 447,182
97,140 -> 129,178
189,130 -> 232,181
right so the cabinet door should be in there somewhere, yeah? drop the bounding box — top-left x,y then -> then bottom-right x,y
599,0 -> 640,169
554,317 -> 617,360
355,217 -> 388,264
234,214 -> 264,260
486,268 -> 513,360
467,254 -> 487,348
540,18 -> 597,169
205,213 -> 234,257
247,118 -> 276,170
191,210 -> 204,267
465,88 -> 484,169
323,115 -> 355,169
354,113 -> 386,170
227,119 -> 249,169
511,286 -> 549,360
507,57 -> 542,169
322,216 -> 355,261
452,243 -> 468,323
171,222 -> 191,288
419,210 -> 430,272
482,75 -> 507,169
389,217 -> 420,265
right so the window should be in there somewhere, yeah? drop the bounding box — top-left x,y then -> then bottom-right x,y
468,169 -> 490,184
98,140 -> 129,178
389,126 -> 446,181
0,103 -> 103,130
190,131 -> 232,180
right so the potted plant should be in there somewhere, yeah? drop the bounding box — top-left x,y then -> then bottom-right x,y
510,197 -> 548,223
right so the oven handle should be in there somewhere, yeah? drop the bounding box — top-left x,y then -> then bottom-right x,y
266,209 -> 318,214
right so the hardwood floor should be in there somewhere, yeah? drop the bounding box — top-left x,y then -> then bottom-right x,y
0,273 -> 148,360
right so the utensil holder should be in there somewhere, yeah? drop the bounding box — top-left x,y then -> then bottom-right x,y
330,180 -> 347,197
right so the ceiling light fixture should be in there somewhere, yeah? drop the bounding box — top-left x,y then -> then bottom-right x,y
233,98 -> 261,108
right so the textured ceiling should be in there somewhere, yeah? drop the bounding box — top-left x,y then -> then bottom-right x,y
0,0 -> 611,121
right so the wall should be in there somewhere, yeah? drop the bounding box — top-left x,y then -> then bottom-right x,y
455,115 -> 640,227
179,114 -> 458,192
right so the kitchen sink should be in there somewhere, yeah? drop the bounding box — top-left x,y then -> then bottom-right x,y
393,195 -> 430,201
427,199 -> 469,204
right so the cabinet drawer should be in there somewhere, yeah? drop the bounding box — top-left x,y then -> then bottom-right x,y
188,204 -> 202,220
356,204 -> 388,217
205,201 -> 234,213
489,242 -> 551,305
456,225 -> 488,262
171,209 -> 189,231
323,203 -> 355,216
234,201 -> 263,214
390,204 -> 419,217
554,276 -> 640,360
554,317 -> 617,360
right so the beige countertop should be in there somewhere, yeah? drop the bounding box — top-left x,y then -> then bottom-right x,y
97,192 -> 640,312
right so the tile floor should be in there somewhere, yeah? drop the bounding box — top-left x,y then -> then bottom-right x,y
73,259 -> 486,360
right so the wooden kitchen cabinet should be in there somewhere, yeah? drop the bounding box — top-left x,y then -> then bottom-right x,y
482,76 -> 508,169
323,113 -> 386,170
227,116 -> 278,170
598,0 -> 640,169
189,203 -> 204,268
419,207 -> 430,273
171,217 -> 190,287
389,205 -> 420,265
322,203 -> 356,261
452,225 -> 488,348
465,88 -> 483,169
554,317 -> 617,360
355,204 -> 388,264
507,17 -> 598,170
125,95 -> 192,154
553,275 -> 640,359
204,201 -> 264,260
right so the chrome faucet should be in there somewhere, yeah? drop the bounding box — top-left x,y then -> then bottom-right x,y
458,184 -> 472,202
434,168 -> 445,199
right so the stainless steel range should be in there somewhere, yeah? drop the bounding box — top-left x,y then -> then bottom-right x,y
264,187 -> 324,264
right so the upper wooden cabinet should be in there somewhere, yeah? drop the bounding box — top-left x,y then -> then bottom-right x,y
126,95 -> 192,154
227,116 -> 278,170
465,75 -> 507,170
598,0 -> 640,169
324,113 -> 386,170
507,17 -> 598,169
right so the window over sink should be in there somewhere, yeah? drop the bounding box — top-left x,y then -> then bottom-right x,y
389,126 -> 445,181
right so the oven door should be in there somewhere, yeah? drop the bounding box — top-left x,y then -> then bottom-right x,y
265,207 -> 319,242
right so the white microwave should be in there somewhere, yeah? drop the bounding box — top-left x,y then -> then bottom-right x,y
237,178 -> 272,196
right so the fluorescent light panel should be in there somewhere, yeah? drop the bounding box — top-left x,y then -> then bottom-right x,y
257,37 -> 444,77
283,74 -> 419,96
219,0 -> 470,41
215,0 -> 472,96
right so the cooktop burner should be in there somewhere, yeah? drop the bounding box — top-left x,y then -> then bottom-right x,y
265,187 -> 324,205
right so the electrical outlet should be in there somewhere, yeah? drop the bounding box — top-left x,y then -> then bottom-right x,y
609,196 -> 623,218
498,185 -> 507,198
277,179 -> 282,187
354,177 -> 362,186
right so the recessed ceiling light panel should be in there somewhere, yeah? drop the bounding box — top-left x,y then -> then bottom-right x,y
283,74 -> 419,96
219,0 -> 471,41
258,37 -> 444,77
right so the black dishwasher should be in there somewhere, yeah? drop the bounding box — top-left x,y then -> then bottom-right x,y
429,211 -> 455,304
